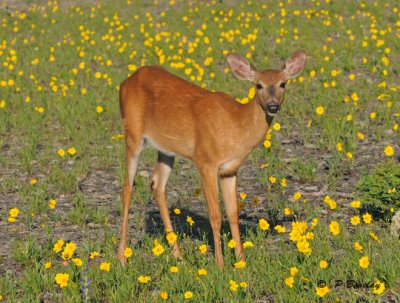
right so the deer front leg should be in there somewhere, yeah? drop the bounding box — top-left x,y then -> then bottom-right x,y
199,166 -> 223,268
220,174 -> 244,260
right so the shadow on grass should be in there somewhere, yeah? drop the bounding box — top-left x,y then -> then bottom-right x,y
144,206 -> 290,250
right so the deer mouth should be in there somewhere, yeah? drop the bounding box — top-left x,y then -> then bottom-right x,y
265,103 -> 280,116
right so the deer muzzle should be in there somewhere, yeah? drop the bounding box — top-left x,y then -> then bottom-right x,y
266,103 -> 281,116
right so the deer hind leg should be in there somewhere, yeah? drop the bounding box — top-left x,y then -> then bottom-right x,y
151,152 -> 182,259
118,134 -> 144,264
220,174 -> 244,260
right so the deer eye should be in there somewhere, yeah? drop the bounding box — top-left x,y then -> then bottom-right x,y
280,82 -> 286,89
256,84 -> 263,90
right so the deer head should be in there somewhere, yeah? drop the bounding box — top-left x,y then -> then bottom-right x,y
227,51 -> 307,117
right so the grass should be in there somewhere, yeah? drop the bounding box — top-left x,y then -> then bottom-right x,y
0,0 -> 399,302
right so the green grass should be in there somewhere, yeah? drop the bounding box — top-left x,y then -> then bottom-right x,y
0,0 -> 399,302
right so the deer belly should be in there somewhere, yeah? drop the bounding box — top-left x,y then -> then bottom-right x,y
144,135 -> 193,158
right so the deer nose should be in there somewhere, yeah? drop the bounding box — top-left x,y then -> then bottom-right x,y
266,103 -> 280,114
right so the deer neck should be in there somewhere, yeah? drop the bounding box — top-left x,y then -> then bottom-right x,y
240,96 -> 272,148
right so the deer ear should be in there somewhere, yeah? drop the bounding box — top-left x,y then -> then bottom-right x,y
227,53 -> 257,82
282,51 -> 307,80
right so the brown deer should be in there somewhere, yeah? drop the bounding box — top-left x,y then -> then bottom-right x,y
117,51 -> 307,268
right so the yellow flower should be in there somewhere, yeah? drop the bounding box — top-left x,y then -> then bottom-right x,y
346,152 -> 353,159
350,216 -> 361,225
259,218 -> 270,230
311,218 -> 318,228
128,64 -> 137,71
273,122 -> 281,131
274,225 -> 286,233
55,273 -> 69,288
197,268 -> 207,276
204,57 -> 213,66
67,147 -> 76,156
280,178 -> 287,187
239,192 -> 247,200
229,280 -> 238,291
198,244 -> 207,254
284,276 -> 294,288
152,244 -> 165,256
186,216 -> 195,226
61,242 -> 76,260
138,275 -> 151,284
269,176 -> 276,184
9,208 -> 19,218
100,262 -> 110,272
320,260 -> 328,269
315,106 -> 325,115
293,192 -> 302,201
351,92 -> 359,101
58,149 -> 65,157
72,258 -> 83,267
357,132 -> 365,140
362,213 -> 372,224
240,281 -> 248,288
48,199 -> 57,209
170,266 -> 179,273
305,232 -> 314,240
96,106 -> 104,113
369,231 -> 380,242
263,140 -> 272,148
336,143 -> 342,152
243,241 -> 254,249
90,251 -> 100,259
173,208 -> 181,215
384,145 -> 394,156
296,240 -> 312,255
124,247 -> 133,258
350,200 -> 361,208
301,276 -> 310,282
359,256 -> 369,269
234,260 -> 246,269
315,286 -> 329,297
228,239 -> 237,249
348,74 -> 356,80
370,112 -> 377,120
53,239 -> 64,253
45,262 -> 52,269
160,291 -> 168,300
0,100 -> 6,109
248,87 -> 256,99
166,232 -> 177,245
324,196 -> 337,210
184,291 -> 193,299
373,280 -> 385,295
354,242 -> 363,252
329,221 -> 340,235
331,70 -> 339,77
284,208 -> 292,216
290,267 -> 299,277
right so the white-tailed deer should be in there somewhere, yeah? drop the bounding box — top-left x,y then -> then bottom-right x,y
118,51 -> 307,268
